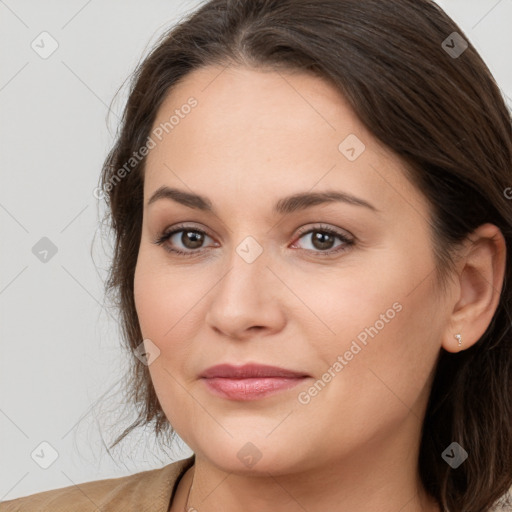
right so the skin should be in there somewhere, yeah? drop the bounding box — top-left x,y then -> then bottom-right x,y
133,64 -> 506,512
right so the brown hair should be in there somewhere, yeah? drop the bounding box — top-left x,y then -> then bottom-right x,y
98,1 -> 512,510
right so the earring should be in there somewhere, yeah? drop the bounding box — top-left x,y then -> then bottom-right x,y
455,333 -> 462,347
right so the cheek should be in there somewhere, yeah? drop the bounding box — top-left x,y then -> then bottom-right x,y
368,285 -> 442,398
293,301 -> 438,462
133,252 -> 205,342
133,256 -> 205,436
295,248 -> 442,426
133,251 -> 214,384
369,288 -> 440,412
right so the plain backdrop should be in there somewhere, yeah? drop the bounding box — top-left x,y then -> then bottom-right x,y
1,0 -> 511,501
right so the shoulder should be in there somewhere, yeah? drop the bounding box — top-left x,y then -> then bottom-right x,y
0,455 -> 195,512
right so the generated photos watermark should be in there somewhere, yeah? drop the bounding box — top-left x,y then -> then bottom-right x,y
298,301 -> 403,405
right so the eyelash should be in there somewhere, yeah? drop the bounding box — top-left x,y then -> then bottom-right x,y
152,223 -> 355,258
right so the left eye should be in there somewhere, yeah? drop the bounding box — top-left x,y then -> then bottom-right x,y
290,227 -> 354,255
292,228 -> 352,253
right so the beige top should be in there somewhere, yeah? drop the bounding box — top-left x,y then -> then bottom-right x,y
0,455 -> 195,512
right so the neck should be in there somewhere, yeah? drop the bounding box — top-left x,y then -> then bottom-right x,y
175,415 -> 441,512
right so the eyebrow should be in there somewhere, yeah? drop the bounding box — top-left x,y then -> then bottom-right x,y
146,186 -> 380,215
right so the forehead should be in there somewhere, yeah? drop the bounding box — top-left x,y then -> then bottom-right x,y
150,64 -> 364,151
143,65 -> 429,221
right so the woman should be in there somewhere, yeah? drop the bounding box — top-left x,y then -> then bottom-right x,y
2,0 -> 511,511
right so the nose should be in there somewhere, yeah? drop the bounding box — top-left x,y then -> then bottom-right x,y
204,244 -> 287,341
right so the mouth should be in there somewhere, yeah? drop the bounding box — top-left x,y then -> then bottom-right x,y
199,363 -> 310,401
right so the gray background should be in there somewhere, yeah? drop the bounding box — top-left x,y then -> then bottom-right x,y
1,0 -> 511,501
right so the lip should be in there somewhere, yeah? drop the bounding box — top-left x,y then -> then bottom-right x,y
200,363 -> 310,401
200,363 -> 309,379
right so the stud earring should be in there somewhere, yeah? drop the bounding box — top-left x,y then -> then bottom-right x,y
455,333 -> 462,347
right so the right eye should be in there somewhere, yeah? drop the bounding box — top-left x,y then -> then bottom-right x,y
153,225 -> 218,257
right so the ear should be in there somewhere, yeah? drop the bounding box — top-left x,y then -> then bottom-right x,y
442,223 -> 507,353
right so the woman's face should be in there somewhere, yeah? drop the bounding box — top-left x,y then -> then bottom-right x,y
134,65 -> 454,474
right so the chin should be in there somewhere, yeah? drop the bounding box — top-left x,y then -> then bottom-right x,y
189,429 -> 314,476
